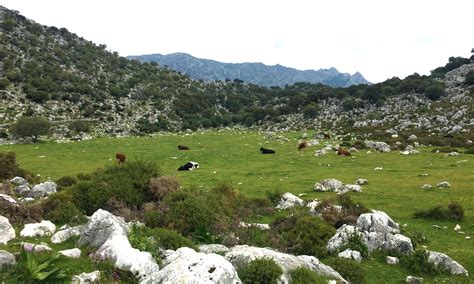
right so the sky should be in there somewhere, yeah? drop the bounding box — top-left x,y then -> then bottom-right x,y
2,0 -> 473,83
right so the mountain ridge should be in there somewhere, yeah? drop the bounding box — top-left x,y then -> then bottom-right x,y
127,52 -> 371,87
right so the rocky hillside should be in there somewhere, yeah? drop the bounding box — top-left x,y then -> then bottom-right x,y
127,52 -> 371,88
0,6 -> 473,145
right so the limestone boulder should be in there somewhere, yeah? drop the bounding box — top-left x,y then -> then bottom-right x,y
427,251 -> 468,276
355,178 -> 368,185
0,250 -> 16,270
276,192 -> 304,209
0,216 -> 15,244
314,179 -> 343,192
338,249 -> 362,262
58,248 -> 82,258
20,220 -> 56,237
199,244 -> 230,254
51,225 -> 85,244
28,181 -> 57,198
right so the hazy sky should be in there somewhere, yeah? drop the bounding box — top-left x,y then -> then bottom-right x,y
2,0 -> 473,83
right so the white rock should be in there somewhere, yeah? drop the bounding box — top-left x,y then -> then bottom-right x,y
437,181 -> 451,188
156,247 -> 240,283
71,271 -> 101,284
276,192 -> 304,209
340,184 -> 362,194
406,276 -> 424,283
314,179 -> 343,192
355,178 -> 368,185
198,244 -> 230,254
29,181 -> 57,198
58,248 -> 81,258
348,147 -> 359,153
22,242 -> 53,252
408,135 -> 418,141
225,245 -> 347,283
10,176 -> 28,185
239,222 -> 270,230
20,220 -> 56,237
0,194 -> 18,206
356,210 -> 400,234
51,225 -> 85,244
421,184 -> 433,190
386,256 -> 399,265
427,251 -> 468,276
364,141 -> 391,152
338,249 -> 362,262
448,152 -> 461,156
307,199 -> 320,213
454,224 -> 461,231
374,167 -> 383,170
0,250 -> 16,269
0,216 -> 15,244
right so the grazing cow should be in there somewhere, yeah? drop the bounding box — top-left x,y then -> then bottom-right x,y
178,144 -> 190,150
298,142 -> 308,151
178,161 -> 199,171
337,148 -> 351,156
115,153 -> 126,163
260,147 -> 275,154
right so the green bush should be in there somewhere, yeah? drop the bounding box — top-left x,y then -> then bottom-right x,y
68,120 -> 90,133
56,175 -> 77,191
325,258 -> 365,284
414,202 -> 464,221
0,152 -> 32,181
339,233 -> 369,259
431,146 -> 457,153
290,267 -> 330,284
42,191 -> 86,225
265,188 -> 283,206
148,176 -> 179,202
9,116 -> 51,143
70,160 -> 160,215
238,258 -> 282,284
465,70 -> 474,85
400,249 -> 443,274
271,214 -> 335,257
400,228 -> 428,249
465,148 -> 474,154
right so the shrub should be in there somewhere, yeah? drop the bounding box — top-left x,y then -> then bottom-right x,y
42,191 -> 86,225
290,267 -> 330,284
400,228 -> 428,249
465,148 -> 474,154
400,249 -> 443,274
148,176 -> 179,202
465,70 -> 474,86
238,258 -> 283,284
271,214 -> 335,257
339,233 -> 369,259
0,151 -> 35,182
68,120 -> 90,133
325,258 -> 365,284
303,104 -> 320,119
12,248 -> 71,282
265,188 -> 283,206
56,175 -> 77,191
431,146 -> 457,153
318,195 -> 370,228
425,84 -> 445,100
9,116 -> 51,142
414,202 -> 464,221
351,140 -> 367,149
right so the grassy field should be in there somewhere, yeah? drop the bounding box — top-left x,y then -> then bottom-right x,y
1,130 -> 473,283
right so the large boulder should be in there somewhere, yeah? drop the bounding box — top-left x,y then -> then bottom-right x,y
78,209 -> 160,282
364,141 -> 391,152
51,225 -> 85,244
356,210 -> 400,235
156,247 -> 240,283
28,181 -> 57,198
20,220 -> 56,237
10,177 -> 31,196
225,245 -> 346,283
10,176 -> 28,186
0,216 -> 15,244
276,192 -> 304,209
427,251 -> 468,276
338,249 -> 362,262
314,179 -> 343,192
0,250 -> 16,270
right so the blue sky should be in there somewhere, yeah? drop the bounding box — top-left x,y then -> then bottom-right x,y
2,0 -> 473,83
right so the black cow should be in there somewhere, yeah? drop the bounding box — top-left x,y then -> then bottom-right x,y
177,161 -> 199,171
260,147 -> 275,154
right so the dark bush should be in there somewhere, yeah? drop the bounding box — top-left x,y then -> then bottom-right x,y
400,228 -> 428,249
414,202 -> 464,221
42,191 -> 86,225
351,140 -> 367,149
68,120 -> 90,133
400,249 -> 443,274
290,267 -> 330,284
148,176 -> 179,202
339,233 -> 369,259
0,152 -> 35,182
431,146 -> 457,153
318,195 -> 370,228
325,258 -> 365,284
9,116 -> 51,142
465,148 -> 474,154
238,258 -> 282,284
265,188 -> 283,206
56,175 -> 77,191
465,70 -> 474,86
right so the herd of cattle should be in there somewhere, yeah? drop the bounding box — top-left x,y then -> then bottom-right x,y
115,137 -> 352,171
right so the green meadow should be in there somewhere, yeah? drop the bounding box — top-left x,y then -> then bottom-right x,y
1,130 -> 473,283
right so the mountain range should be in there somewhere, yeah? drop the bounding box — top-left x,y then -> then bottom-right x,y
127,53 -> 370,88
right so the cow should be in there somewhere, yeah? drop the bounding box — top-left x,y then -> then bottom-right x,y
260,147 -> 275,154
298,142 -> 308,151
115,153 -> 126,163
337,148 -> 351,156
178,144 -> 190,150
178,161 -> 199,171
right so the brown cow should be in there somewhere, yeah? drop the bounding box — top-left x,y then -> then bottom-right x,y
298,142 -> 308,151
337,148 -> 351,156
178,145 -> 190,150
115,153 -> 126,163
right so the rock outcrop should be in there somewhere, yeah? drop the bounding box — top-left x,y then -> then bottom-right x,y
0,216 -> 15,244
276,192 -> 304,209
20,220 -> 56,237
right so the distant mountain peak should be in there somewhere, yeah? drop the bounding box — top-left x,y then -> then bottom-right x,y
127,53 -> 371,87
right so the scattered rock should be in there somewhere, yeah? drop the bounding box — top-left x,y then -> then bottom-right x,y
28,181 -> 57,198
448,152 -> 461,156
198,244 -> 230,254
306,199 -> 320,213
374,167 -> 383,170
0,216 -> 15,244
386,256 -> 399,265
348,147 -> 359,153
156,247 -> 240,283
408,135 -> 418,141
427,251 -> 468,276
20,220 -> 56,237
71,271 -> 101,284
338,249 -> 362,262
51,225 -> 85,244
454,224 -> 461,231
432,225 -> 441,229
0,250 -> 16,270
22,242 -> 53,252
437,181 -> 451,188
276,192 -> 304,209
314,179 -> 343,192
406,276 -> 424,283
418,173 -> 429,177
420,184 -> 433,190
355,178 -> 368,185
340,184 -> 362,194
239,222 -> 270,230
58,248 -> 81,258
364,141 -> 391,152
10,176 -> 28,186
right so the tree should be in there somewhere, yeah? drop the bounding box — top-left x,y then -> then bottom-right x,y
303,103 -> 320,119
9,116 -> 51,143
465,71 -> 474,86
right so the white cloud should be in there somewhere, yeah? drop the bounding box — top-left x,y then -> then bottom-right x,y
2,0 -> 473,82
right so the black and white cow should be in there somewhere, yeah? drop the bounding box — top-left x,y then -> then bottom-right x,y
177,161 -> 199,171
260,147 -> 275,154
